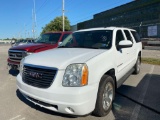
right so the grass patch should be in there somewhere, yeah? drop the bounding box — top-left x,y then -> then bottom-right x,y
142,58 -> 160,65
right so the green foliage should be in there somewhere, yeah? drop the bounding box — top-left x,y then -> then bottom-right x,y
4,38 -> 10,40
142,58 -> 160,65
12,38 -> 17,40
41,16 -> 71,34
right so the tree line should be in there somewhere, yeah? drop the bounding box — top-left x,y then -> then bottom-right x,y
41,16 -> 71,34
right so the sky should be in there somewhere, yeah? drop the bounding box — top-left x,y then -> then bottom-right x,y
0,0 -> 132,39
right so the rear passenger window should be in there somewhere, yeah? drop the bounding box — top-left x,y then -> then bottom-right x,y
131,31 -> 141,43
116,30 -> 124,46
124,30 -> 133,43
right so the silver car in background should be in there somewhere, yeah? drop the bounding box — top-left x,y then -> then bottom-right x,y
11,39 -> 34,47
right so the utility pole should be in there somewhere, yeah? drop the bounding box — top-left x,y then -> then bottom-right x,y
32,9 -> 34,38
32,0 -> 36,39
24,23 -> 26,39
139,22 -> 142,37
62,0 -> 65,31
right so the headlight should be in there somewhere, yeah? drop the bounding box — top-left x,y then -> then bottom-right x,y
62,64 -> 88,87
27,52 -> 33,55
20,58 -> 25,76
23,52 -> 33,57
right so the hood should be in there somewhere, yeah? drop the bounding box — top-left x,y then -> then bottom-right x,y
10,43 -> 57,52
24,48 -> 106,69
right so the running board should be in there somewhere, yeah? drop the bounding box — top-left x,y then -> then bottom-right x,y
117,68 -> 135,88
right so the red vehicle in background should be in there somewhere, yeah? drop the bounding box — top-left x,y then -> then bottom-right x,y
8,31 -> 72,70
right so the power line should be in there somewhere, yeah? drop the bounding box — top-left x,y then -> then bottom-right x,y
36,0 -> 48,14
20,0 -> 49,37
37,0 -> 73,25
70,0 -> 125,25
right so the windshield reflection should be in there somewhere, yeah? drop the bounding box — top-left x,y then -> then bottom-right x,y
59,30 -> 113,49
35,33 -> 62,44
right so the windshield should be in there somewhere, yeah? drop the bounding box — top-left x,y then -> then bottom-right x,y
59,30 -> 113,49
35,33 -> 62,44
21,40 -> 28,43
16,40 -> 23,43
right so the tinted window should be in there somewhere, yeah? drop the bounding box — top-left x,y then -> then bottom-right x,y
131,31 -> 141,42
22,40 -> 27,43
35,33 -> 62,44
124,30 -> 133,42
60,30 -> 113,49
61,34 -> 70,42
116,30 -> 124,45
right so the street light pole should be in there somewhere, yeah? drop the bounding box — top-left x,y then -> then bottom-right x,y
139,22 -> 142,37
32,0 -> 36,39
62,0 -> 65,32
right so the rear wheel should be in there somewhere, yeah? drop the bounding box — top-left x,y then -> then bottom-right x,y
133,56 -> 141,74
93,75 -> 115,117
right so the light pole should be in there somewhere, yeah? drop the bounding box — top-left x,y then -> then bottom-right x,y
32,0 -> 36,39
139,22 -> 142,37
62,0 -> 65,31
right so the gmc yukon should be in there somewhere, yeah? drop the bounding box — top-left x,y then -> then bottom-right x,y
17,27 -> 142,117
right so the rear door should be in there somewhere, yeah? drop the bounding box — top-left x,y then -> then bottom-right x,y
123,29 -> 137,67
115,29 -> 130,80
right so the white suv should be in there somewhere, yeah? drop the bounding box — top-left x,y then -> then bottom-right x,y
17,27 -> 142,117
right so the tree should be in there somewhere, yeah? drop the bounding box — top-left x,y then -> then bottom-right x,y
41,16 -> 71,34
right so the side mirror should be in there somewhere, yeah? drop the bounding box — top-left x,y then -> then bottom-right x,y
11,40 -> 15,44
117,40 -> 132,49
58,42 -> 62,46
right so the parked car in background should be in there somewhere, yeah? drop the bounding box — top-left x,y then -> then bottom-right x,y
8,31 -> 72,70
17,27 -> 142,117
12,39 -> 34,47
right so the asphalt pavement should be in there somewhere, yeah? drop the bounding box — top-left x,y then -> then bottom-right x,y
0,45 -> 160,120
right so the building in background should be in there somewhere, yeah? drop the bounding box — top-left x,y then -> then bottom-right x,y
70,25 -> 77,31
76,0 -> 160,38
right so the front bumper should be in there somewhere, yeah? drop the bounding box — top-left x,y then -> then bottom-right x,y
8,59 -> 20,70
16,72 -> 98,116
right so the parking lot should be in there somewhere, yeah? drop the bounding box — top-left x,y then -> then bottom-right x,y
0,45 -> 160,120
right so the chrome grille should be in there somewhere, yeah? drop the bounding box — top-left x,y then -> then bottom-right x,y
22,65 -> 57,88
8,50 -> 25,62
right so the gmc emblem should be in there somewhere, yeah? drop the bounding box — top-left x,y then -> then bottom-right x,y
29,72 -> 43,79
11,54 -> 16,57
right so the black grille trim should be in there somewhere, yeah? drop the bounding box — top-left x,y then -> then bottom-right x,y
8,50 -> 26,62
22,64 -> 57,88
27,96 -> 58,109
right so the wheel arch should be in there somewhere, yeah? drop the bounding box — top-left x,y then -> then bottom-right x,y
102,68 -> 117,90
138,51 -> 141,63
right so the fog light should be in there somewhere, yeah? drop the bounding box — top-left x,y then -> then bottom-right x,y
65,107 -> 74,114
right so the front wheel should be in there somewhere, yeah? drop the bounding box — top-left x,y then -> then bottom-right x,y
93,75 -> 115,117
133,56 -> 141,74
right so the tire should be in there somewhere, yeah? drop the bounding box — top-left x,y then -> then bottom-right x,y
133,56 -> 141,74
93,75 -> 115,117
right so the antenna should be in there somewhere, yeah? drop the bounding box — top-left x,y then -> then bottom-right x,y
62,0 -> 65,31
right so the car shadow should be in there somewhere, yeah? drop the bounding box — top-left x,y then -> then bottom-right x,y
112,74 -> 160,120
9,69 -> 19,76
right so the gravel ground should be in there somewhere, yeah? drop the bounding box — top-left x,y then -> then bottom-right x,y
142,49 -> 160,59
